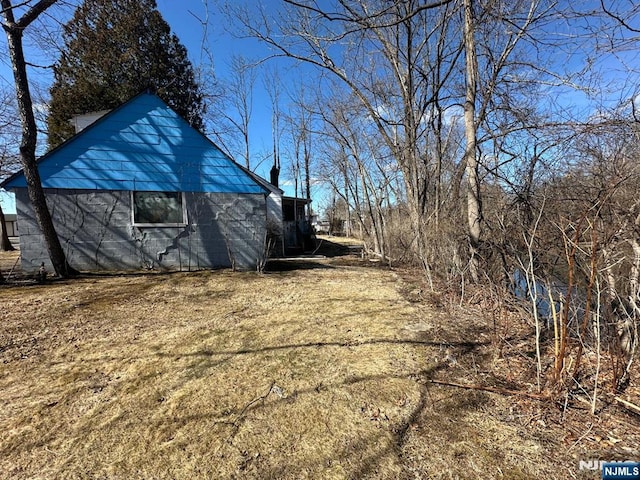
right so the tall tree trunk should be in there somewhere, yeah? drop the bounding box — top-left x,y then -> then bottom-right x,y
0,203 -> 15,251
343,163 -> 351,237
2,0 -> 77,277
304,134 -> 311,218
463,0 -> 482,282
0,206 -> 5,281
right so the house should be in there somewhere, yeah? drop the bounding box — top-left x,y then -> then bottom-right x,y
1,92 -> 272,272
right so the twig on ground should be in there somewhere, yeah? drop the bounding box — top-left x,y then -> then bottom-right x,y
227,381 -> 276,444
235,381 -> 276,424
430,379 -> 548,399
567,423 -> 593,453
614,397 -> 640,415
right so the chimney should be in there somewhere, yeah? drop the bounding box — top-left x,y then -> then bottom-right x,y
69,110 -> 110,133
270,164 -> 280,188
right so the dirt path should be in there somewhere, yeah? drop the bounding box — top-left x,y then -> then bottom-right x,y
0,249 -> 637,479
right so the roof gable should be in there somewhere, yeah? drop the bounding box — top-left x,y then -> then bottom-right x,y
3,93 -> 267,194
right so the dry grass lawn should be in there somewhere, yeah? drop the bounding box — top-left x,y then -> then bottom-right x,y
1,242 -> 638,479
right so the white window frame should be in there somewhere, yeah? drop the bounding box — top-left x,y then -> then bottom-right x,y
131,191 -> 188,227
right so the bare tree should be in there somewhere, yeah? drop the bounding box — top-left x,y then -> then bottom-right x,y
462,0 -> 480,281
0,85 -> 20,252
286,85 -> 315,216
213,54 -> 257,170
227,0 -> 466,272
316,91 -> 399,260
226,0 -> 554,284
1,0 -> 77,277
263,66 -> 283,184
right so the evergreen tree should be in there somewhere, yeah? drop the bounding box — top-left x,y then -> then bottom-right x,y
48,0 -> 204,148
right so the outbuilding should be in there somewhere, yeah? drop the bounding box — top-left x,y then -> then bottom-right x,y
1,92 -> 272,272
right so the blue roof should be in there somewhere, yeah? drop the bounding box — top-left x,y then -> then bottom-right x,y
2,92 -> 268,194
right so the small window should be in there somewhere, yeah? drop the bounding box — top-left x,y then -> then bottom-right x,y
133,191 -> 186,225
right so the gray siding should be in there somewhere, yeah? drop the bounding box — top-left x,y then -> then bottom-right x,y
15,189 -> 267,273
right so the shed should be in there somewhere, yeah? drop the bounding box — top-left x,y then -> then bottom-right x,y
1,92 -> 270,272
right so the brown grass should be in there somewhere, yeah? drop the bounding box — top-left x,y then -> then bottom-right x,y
0,244 -> 638,479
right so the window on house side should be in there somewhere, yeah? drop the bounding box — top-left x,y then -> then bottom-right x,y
133,191 -> 186,225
